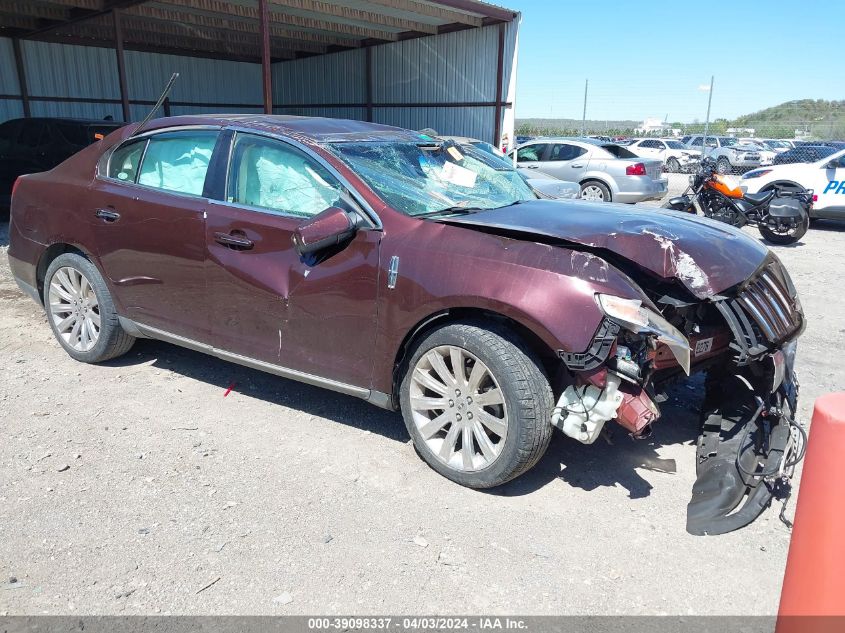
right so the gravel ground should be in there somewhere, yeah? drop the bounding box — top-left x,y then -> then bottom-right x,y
1,175 -> 843,615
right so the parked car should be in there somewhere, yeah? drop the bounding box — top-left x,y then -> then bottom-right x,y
628,138 -> 700,173
8,115 -> 805,534
756,139 -> 793,153
509,138 -> 667,203
773,145 -> 839,165
0,117 -> 123,214
742,148 -> 845,220
737,139 -> 778,166
685,135 -> 763,174
439,135 -> 579,200
515,135 -> 534,145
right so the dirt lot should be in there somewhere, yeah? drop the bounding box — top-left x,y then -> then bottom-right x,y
1,176 -> 843,615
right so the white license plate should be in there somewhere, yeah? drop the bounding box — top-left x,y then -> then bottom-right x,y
694,337 -> 713,356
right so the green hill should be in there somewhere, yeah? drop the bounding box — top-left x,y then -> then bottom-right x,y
516,99 -> 845,140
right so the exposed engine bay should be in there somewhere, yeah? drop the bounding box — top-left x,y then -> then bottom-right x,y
554,255 -> 806,535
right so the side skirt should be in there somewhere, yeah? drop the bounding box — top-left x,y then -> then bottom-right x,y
119,317 -> 396,411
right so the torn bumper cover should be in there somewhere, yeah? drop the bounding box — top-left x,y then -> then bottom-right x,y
687,348 -> 802,535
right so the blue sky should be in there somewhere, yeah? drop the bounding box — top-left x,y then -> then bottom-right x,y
508,0 -> 843,122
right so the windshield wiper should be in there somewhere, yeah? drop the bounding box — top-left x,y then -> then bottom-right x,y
415,206 -> 484,219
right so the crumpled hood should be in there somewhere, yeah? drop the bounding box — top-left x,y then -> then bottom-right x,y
439,199 -> 769,299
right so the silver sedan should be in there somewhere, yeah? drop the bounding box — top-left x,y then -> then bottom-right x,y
510,138 -> 667,203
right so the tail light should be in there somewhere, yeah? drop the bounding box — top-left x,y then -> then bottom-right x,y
813,194 -> 818,203
626,162 -> 647,176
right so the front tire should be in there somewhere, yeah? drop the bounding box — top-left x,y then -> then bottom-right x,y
44,252 -> 135,363
399,321 -> 554,489
716,157 -> 732,175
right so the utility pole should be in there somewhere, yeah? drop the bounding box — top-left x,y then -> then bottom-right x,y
701,75 -> 714,158
581,79 -> 588,136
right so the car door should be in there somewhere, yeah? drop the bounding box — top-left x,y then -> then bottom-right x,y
91,127 -> 219,340
513,143 -> 550,175
204,131 -> 381,388
817,153 -> 845,217
536,143 -> 589,181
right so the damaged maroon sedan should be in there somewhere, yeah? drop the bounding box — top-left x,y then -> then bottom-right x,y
8,116 -> 805,534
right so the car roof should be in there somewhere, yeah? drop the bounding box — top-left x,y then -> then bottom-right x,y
140,114 -> 423,143
2,117 -> 122,126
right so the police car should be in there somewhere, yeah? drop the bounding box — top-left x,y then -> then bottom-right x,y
741,148 -> 845,220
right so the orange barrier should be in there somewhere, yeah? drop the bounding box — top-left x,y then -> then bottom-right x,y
777,392 -> 845,633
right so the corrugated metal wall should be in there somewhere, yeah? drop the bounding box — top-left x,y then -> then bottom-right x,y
1,21 -> 517,143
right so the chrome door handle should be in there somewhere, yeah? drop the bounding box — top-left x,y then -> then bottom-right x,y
525,165 -> 539,169
571,163 -> 584,168
95,208 -> 120,222
214,231 -> 254,250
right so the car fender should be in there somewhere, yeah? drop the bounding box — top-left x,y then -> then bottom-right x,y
370,219 -> 650,395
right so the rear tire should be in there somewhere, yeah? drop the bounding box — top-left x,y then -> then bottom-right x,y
759,214 -> 809,245
580,180 -> 611,203
399,321 -> 554,489
716,157 -> 731,175
44,253 -> 135,363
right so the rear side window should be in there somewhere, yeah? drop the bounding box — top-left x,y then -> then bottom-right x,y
599,144 -> 637,159
108,139 -> 147,182
226,133 -> 344,218
137,130 -> 218,196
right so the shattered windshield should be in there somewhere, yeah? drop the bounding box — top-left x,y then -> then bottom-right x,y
327,141 -> 535,217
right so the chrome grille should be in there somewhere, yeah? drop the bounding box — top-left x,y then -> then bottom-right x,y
714,260 -> 802,362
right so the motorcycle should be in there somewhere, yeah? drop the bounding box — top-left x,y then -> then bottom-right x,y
662,159 -> 812,245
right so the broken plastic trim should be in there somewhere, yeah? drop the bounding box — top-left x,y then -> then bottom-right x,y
558,318 -> 620,371
596,294 -> 691,375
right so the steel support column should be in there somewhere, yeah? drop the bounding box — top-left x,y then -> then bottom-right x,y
492,22 -> 505,147
12,38 -> 30,118
259,0 -> 273,114
113,9 -> 131,122
365,46 -> 373,122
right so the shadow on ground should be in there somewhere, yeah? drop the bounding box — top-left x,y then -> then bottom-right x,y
108,337 -> 705,501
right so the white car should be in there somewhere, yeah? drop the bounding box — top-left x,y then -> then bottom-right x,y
738,139 -> 778,166
628,138 -> 700,173
741,148 -> 845,220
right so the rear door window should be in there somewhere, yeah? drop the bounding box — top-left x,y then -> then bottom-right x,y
550,143 -> 586,161
137,130 -> 218,196
226,133 -> 344,218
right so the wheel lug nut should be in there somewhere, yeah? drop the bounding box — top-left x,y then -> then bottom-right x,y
456,414 -> 462,421
455,389 -> 461,396
467,412 -> 473,420
448,399 -> 454,407
466,397 -> 472,404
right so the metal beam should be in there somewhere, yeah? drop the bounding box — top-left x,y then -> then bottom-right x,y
358,0 -> 483,27
20,0 -> 151,38
123,4 -> 330,53
492,21 -> 504,146
268,0 -> 437,34
426,0 -> 515,22
259,0 -> 273,114
11,38 -> 30,117
365,45 -> 373,122
112,9 -> 131,122
153,0 -> 363,47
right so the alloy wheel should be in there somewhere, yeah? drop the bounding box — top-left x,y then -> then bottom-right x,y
581,185 -> 605,201
409,345 -> 508,472
48,266 -> 101,352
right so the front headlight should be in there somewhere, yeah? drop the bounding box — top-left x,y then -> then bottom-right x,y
596,295 -> 691,375
742,169 -> 772,180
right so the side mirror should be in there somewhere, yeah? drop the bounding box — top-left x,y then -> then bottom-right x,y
825,159 -> 841,169
292,206 -> 358,257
